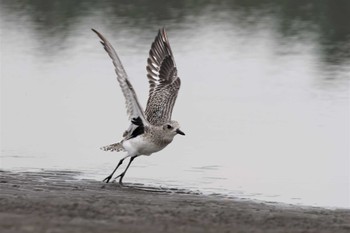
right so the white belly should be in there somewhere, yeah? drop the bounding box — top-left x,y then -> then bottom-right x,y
122,136 -> 164,156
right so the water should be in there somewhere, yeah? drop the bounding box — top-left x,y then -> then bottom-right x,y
1,0 -> 349,208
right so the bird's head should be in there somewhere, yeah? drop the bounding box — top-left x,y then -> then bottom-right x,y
163,120 -> 185,137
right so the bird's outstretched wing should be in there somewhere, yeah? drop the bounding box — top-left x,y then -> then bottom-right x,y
92,29 -> 148,127
145,28 -> 181,126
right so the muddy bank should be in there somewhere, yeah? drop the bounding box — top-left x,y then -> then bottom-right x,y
0,170 -> 349,233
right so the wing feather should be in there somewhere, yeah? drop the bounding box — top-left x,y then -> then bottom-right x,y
145,28 -> 181,125
92,29 -> 148,127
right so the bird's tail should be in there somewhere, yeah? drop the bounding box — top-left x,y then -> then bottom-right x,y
100,142 -> 125,152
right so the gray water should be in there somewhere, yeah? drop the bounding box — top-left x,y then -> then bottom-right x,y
1,0 -> 349,208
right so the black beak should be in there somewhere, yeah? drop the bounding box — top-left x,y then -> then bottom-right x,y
176,129 -> 185,136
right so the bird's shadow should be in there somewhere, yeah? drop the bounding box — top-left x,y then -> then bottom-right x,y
100,182 -> 201,195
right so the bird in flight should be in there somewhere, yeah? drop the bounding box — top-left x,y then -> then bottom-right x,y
92,28 -> 185,185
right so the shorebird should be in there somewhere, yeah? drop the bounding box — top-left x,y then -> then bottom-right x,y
92,28 -> 185,185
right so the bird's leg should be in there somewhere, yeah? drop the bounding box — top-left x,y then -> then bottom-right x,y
103,156 -> 128,183
115,156 -> 138,186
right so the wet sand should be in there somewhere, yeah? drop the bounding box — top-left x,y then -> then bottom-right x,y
0,170 -> 349,233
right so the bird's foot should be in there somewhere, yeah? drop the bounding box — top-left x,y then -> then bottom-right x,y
115,173 -> 125,186
103,175 -> 113,183
118,180 -> 124,187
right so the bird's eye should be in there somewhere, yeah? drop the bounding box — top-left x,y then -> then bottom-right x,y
167,124 -> 173,129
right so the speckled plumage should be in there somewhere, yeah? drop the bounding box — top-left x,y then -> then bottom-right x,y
145,29 -> 181,126
92,28 -> 185,184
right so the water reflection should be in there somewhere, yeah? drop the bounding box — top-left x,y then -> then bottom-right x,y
1,0 -> 349,68
1,0 -> 349,208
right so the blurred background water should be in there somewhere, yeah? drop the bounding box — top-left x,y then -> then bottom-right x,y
1,0 -> 349,208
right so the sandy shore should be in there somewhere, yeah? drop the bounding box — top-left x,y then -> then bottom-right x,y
0,170 -> 349,233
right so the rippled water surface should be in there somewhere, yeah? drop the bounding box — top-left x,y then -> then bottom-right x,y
1,0 -> 349,208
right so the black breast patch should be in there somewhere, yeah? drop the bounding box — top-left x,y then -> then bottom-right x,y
130,117 -> 144,139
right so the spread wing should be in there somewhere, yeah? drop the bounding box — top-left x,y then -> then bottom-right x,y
92,29 -> 149,128
145,28 -> 181,126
